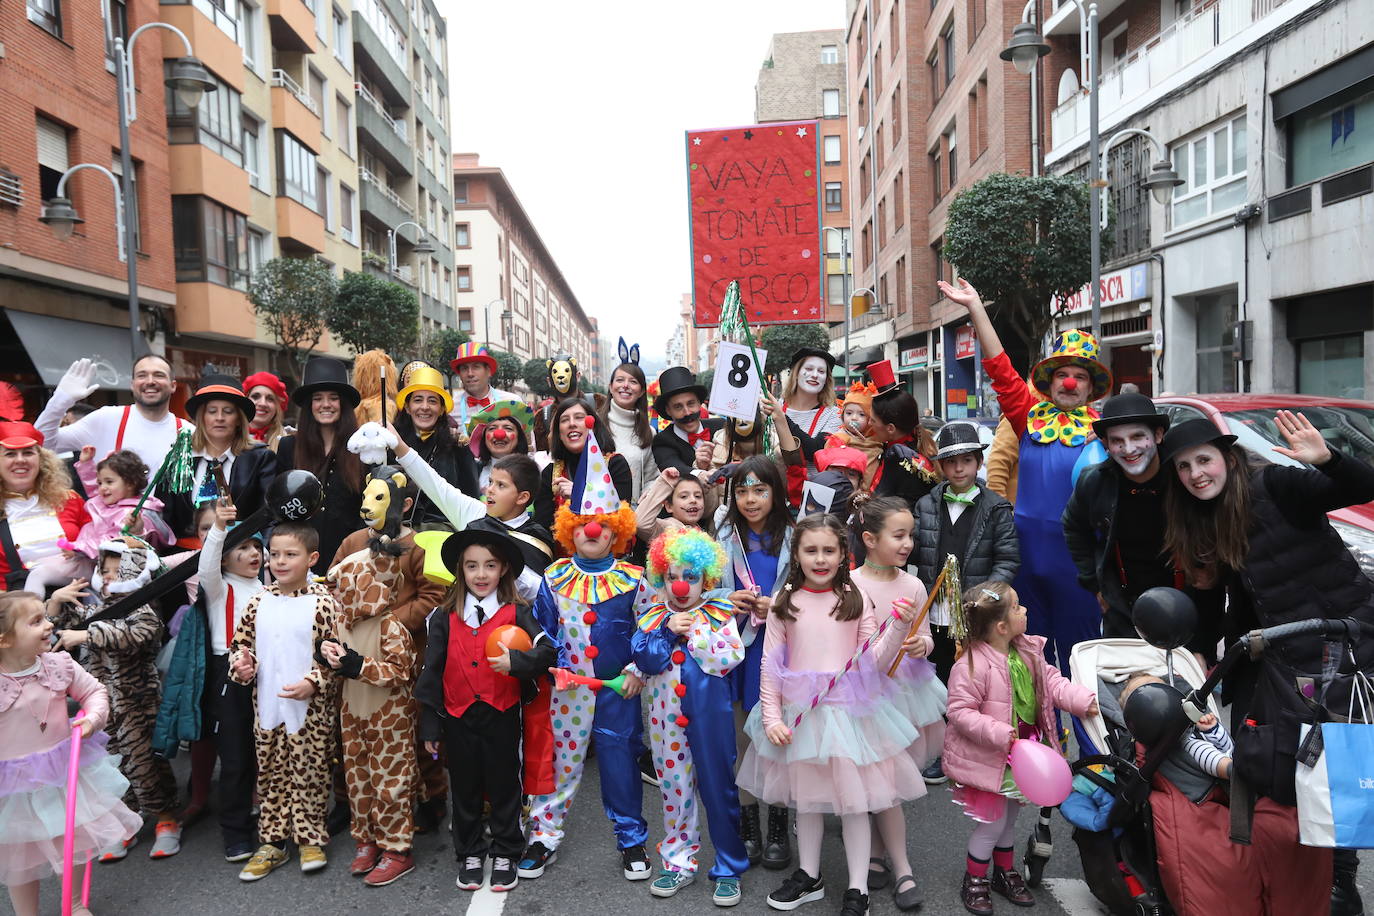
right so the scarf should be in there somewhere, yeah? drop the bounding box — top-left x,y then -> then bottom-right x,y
1008,648 -> 1038,728
1026,401 -> 1093,446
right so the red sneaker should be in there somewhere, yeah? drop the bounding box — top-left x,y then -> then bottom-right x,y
350,843 -> 381,876
364,851 -> 415,887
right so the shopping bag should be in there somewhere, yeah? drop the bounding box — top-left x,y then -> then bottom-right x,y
1296,673 -> 1374,848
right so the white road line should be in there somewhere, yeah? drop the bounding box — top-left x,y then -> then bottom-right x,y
1042,877 -> 1112,915
465,883 -> 508,916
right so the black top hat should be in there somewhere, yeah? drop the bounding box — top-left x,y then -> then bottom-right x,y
291,356 -> 361,408
1091,392 -> 1171,438
934,421 -> 986,460
185,373 -> 254,421
653,366 -> 708,417
1158,417 -> 1237,465
789,347 -> 837,371
439,527 -> 525,582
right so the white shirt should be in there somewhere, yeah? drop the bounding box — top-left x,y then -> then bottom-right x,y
783,404 -> 840,440
197,525 -> 265,654
2,496 -> 65,568
35,398 -> 193,477
462,592 -> 500,628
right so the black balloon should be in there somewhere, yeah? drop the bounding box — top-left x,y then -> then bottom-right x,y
269,469 -> 324,521
1132,587 -> 1198,650
1123,681 -> 1189,747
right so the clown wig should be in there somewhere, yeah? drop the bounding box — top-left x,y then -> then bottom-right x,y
645,528 -> 725,591
553,502 -> 638,557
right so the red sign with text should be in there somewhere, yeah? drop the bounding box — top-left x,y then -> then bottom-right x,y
687,121 -> 822,327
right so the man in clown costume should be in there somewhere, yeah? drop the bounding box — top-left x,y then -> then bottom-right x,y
450,342 -> 518,421
940,278 -> 1112,671
632,528 -> 748,907
518,416 -> 654,882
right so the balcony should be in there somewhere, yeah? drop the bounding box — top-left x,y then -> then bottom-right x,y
276,196 -> 326,253
355,83 -> 413,176
167,145 -> 252,213
352,10 -> 410,105
157,4 -> 246,92
175,283 -> 257,340
271,70 -> 322,153
1048,0 -> 1301,158
358,168 -> 415,237
266,0 -> 316,53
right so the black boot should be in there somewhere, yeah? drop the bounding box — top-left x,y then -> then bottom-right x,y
762,805 -> 791,870
1332,849 -> 1364,916
740,803 -> 762,866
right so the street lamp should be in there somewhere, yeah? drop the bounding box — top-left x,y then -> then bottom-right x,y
1099,128 -> 1184,226
387,220 -> 436,275
40,166 -> 125,258
483,298 -> 505,350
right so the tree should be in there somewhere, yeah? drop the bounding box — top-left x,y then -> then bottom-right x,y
521,357 -> 554,398
942,172 -> 1095,360
698,368 -> 715,396
757,323 -> 830,379
326,271 -> 420,357
425,328 -> 470,385
489,350 -> 522,390
248,257 -> 336,374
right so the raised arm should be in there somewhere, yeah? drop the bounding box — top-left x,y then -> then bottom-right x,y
394,441 -> 486,531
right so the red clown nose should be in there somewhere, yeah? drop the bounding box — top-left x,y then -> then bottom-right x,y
1060,377 -> 1079,392
582,521 -> 603,540
490,428 -> 509,444
670,580 -> 691,599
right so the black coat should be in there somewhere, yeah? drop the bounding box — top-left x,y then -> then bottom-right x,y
402,431 -> 481,530
534,450 -> 633,532
163,445 -> 278,539
914,482 -> 1020,588
651,419 -> 726,477
874,441 -> 939,508
276,436 -> 363,575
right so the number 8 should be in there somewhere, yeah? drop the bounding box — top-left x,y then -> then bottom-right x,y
727,353 -> 751,387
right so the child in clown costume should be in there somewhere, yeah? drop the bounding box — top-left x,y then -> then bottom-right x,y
632,528 -> 749,907
519,416 -> 653,882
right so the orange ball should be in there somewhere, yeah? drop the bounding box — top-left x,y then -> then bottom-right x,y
485,624 -> 532,660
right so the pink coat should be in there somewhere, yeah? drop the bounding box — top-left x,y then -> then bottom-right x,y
943,634 -> 1095,793
0,653 -> 109,760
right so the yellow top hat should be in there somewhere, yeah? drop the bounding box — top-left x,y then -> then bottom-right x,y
396,365 -> 454,414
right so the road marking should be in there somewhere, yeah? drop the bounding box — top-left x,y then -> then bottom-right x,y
1042,877 -> 1111,915
465,882 -> 508,916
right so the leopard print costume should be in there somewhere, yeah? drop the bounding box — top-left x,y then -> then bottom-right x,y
229,581 -> 340,847
330,547 -> 419,853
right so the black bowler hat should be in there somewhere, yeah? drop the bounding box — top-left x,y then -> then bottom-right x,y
934,421 -> 986,460
1090,392 -> 1171,439
440,527 -> 525,581
653,366 -> 708,417
788,347 -> 837,371
291,356 -> 361,408
1158,417 -> 1237,465
185,373 -> 254,421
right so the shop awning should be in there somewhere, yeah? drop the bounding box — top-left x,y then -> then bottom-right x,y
6,309 -> 132,391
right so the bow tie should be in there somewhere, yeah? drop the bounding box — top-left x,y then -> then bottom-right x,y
467,396 -> 491,410
686,429 -> 712,446
1027,401 -> 1093,446
944,486 -> 979,505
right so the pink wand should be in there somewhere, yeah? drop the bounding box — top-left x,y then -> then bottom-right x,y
62,716 -> 92,916
788,605 -> 905,730
549,667 -> 630,698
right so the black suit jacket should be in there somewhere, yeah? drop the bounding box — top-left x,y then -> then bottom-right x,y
163,445 -> 278,539
651,418 -> 726,476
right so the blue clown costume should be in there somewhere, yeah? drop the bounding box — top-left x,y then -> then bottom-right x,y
633,594 -> 749,883
983,331 -> 1112,670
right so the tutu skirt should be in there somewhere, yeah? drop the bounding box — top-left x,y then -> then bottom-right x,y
952,769 -> 1026,823
736,654 -> 928,814
889,656 -> 947,768
0,732 -> 143,886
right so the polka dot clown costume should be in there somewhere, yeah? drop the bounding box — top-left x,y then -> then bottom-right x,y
631,529 -> 749,895
523,417 -> 653,879
983,329 -> 1112,670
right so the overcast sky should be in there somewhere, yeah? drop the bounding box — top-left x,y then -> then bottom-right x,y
440,0 -> 846,372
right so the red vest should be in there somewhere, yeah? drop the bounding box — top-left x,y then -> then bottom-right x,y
443,603 -> 522,718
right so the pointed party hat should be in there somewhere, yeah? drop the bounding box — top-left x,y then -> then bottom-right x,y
570,415 -> 619,515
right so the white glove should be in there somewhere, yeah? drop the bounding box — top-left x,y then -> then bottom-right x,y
57,359 -> 99,402
346,422 -> 398,466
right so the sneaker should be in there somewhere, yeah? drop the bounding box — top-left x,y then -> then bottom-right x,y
839,888 -> 869,916
922,756 -> 947,785
991,866 -> 1035,907
299,844 -> 327,873
639,749 -> 660,787
650,870 -> 695,897
350,842 -> 381,876
364,851 -> 415,887
713,876 -> 742,907
224,841 -> 255,864
960,871 -> 994,916
238,844 -> 289,882
457,854 -> 485,890
97,834 -> 139,863
148,821 -> 182,859
516,842 -> 556,879
490,856 -> 518,892
766,868 -> 824,911
622,845 -> 651,881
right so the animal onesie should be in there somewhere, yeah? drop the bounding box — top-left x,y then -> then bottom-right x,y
327,546 -> 420,854
229,581 -> 340,847
632,596 -> 749,879
528,556 -> 652,852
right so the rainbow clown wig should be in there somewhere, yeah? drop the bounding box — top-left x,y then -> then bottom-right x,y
646,528 -> 726,591
551,411 -> 638,557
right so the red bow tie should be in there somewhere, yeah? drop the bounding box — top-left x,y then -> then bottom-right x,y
687,429 -> 712,446
467,396 -> 491,410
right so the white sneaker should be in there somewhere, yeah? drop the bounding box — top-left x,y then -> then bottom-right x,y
149,821 -> 182,859
98,834 -> 139,863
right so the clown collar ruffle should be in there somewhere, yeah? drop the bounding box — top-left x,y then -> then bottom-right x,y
637,597 -> 734,632
546,557 -> 642,604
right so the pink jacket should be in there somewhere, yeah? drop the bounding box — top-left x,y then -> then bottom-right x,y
0,653 -> 109,761
943,634 -> 1095,793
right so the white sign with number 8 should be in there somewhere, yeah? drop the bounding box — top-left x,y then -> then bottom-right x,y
709,341 -> 768,422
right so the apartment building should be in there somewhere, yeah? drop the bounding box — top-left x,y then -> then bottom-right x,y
452,153 -> 599,382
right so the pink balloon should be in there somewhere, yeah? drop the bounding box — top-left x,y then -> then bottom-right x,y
1008,738 -> 1073,806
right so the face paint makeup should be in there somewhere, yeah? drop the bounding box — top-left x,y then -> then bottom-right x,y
742,473 -> 763,488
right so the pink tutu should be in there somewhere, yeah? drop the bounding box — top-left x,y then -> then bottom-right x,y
889,656 -> 946,768
736,653 -> 928,814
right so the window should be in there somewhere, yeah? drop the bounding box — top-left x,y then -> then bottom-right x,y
359,0 -> 406,67
893,171 -> 905,227
824,135 -> 842,165
931,236 -> 950,287
892,84 -> 902,139
173,196 -> 249,289
820,44 -> 839,64
336,95 -> 353,157
947,126 -> 958,186
942,23 -> 956,86
825,181 -> 843,212
928,53 -> 940,104
339,183 -> 355,243
859,153 -> 870,202
822,89 -> 840,118
929,146 -> 942,200
1287,83 -> 1374,186
876,124 -> 885,172
27,0 -> 61,36
167,66 -> 244,166
873,46 -> 882,96
827,273 -> 845,306
1194,290 -> 1238,393
1170,114 -> 1246,227
36,116 -> 70,202
513,256 -> 528,284
970,75 -> 989,160
247,227 -> 269,276
242,114 -> 264,189
308,69 -> 328,136
455,222 -> 470,247
896,256 -> 907,313
105,0 -> 127,62
332,6 -> 349,62
442,267 -> 451,305
967,0 -> 985,44
878,198 -> 887,247
237,2 -> 259,69
1297,335 -> 1365,397
456,266 -> 471,290
317,165 -> 331,224
889,3 -> 899,53
276,131 -> 318,210
110,152 -> 141,251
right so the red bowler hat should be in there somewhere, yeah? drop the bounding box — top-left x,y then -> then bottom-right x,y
866,359 -> 900,396
0,421 -> 43,449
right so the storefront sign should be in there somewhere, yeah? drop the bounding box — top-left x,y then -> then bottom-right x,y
954,325 -> 976,360
899,345 -> 929,369
168,348 -> 247,383
1051,263 -> 1150,315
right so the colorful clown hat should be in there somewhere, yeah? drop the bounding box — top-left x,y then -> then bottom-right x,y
468,398 -> 534,436
1031,330 -> 1112,401
450,341 -> 498,375
570,416 -> 619,515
